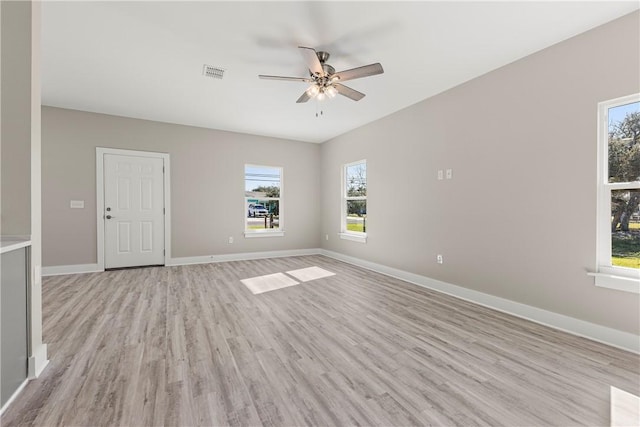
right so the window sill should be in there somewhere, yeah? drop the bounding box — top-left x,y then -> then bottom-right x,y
244,231 -> 285,238
339,232 -> 367,243
587,271 -> 640,294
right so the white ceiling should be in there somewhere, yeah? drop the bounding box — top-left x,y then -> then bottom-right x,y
41,1 -> 639,143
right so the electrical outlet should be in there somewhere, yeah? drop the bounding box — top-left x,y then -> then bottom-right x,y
446,169 -> 452,179
436,254 -> 443,264
325,234 -> 329,241
228,236 -> 234,244
437,170 -> 444,180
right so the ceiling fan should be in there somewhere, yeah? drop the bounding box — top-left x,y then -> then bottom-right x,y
259,46 -> 384,103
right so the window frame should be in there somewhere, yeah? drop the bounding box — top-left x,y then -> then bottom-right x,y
340,159 -> 367,243
590,94 -> 640,293
244,164 -> 284,238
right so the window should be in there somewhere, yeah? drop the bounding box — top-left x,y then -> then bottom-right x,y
245,165 -> 283,237
340,160 -> 367,243
592,94 -> 640,292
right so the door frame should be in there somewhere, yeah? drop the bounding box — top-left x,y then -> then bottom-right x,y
96,147 -> 171,271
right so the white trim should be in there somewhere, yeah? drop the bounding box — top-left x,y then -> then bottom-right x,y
164,157 -> 172,268
0,239 -> 31,254
168,248 -> 320,266
588,272 -> 640,294
96,147 -> 171,271
0,379 -> 28,416
42,263 -> 101,276
27,343 -> 48,378
341,159 -> 367,236
39,250 -> 320,273
244,231 -> 285,238
320,249 -> 640,354
96,149 -> 105,271
595,94 -> 640,287
244,164 -> 283,234
338,232 -> 367,243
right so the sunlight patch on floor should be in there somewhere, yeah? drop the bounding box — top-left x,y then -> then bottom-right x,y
286,266 -> 336,283
241,272 -> 299,295
611,386 -> 640,426
241,266 -> 336,294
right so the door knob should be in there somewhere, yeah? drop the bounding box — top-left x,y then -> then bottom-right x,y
106,215 -> 113,219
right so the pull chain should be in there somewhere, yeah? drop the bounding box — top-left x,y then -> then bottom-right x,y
315,99 -> 324,118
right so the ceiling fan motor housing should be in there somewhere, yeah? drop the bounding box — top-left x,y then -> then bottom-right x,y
314,51 -> 335,79
317,51 -> 330,63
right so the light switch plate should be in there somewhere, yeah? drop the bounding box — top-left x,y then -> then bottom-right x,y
437,170 -> 444,180
70,200 -> 85,209
446,169 -> 452,179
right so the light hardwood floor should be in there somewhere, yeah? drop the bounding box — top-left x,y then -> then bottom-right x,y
2,255 -> 639,426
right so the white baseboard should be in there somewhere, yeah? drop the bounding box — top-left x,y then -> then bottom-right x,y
42,263 -> 101,276
41,249 -> 323,273
0,379 -> 28,416
1,342 -> 50,413
320,249 -> 640,354
28,343 -> 49,378
168,248 -> 321,266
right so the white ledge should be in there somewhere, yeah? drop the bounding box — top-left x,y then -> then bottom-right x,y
339,232 -> 367,243
244,231 -> 285,238
588,272 -> 640,294
0,238 -> 31,254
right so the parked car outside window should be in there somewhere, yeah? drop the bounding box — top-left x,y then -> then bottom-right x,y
248,204 -> 269,217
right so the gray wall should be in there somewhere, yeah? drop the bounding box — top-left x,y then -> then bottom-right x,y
320,12 -> 640,334
41,107 -> 321,265
1,0 -> 32,236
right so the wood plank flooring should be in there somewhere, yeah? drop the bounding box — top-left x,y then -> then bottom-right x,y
2,255 -> 638,426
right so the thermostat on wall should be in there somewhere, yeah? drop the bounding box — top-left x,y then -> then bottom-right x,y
70,200 -> 84,209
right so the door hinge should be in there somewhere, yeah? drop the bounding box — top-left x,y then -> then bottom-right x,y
163,166 -> 165,173
163,249 -> 165,256
163,208 -> 165,214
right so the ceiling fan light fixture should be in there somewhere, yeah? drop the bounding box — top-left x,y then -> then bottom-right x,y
326,85 -> 338,98
306,85 -> 320,97
317,89 -> 326,101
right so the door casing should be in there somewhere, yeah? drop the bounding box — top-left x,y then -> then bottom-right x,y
96,147 -> 171,271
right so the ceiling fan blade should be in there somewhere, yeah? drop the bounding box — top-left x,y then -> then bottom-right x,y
296,90 -> 312,103
259,75 -> 313,82
332,63 -> 384,82
334,83 -> 365,101
299,46 -> 324,77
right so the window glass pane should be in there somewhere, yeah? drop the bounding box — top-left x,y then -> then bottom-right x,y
346,162 -> 367,196
247,200 -> 279,230
608,101 -> 639,183
346,200 -> 366,232
245,166 -> 281,197
611,189 -> 640,269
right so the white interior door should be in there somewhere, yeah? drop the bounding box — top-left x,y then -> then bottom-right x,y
104,153 -> 165,269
